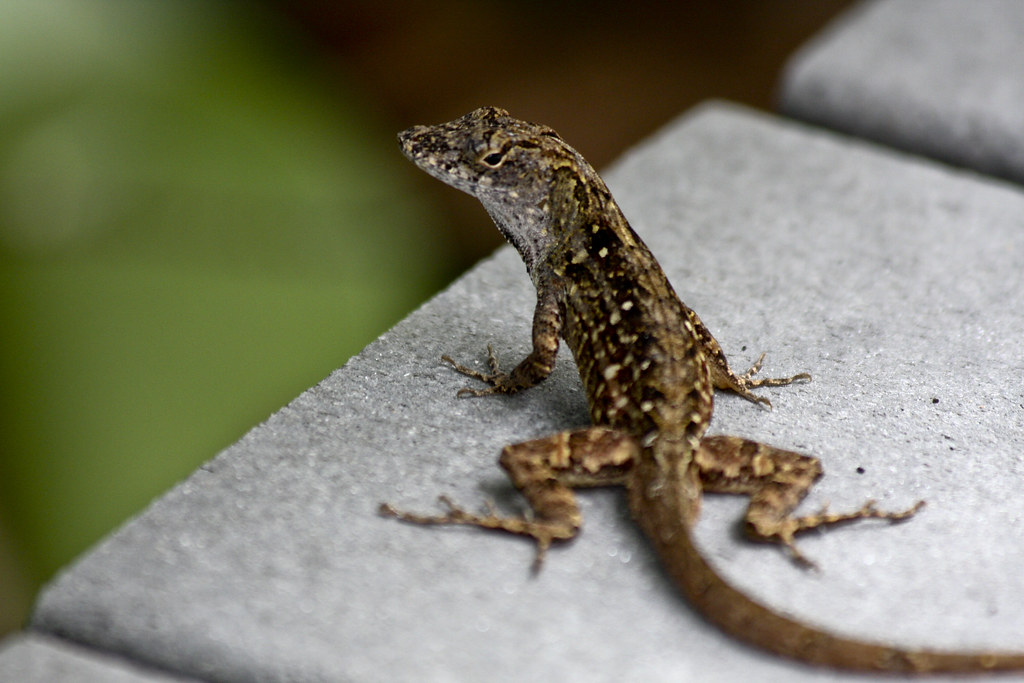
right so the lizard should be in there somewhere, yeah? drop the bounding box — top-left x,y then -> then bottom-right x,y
380,106 -> 1024,673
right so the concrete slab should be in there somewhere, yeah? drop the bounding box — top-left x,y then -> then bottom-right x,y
779,0 -> 1024,185
0,634 -> 195,682
30,102 -> 1024,681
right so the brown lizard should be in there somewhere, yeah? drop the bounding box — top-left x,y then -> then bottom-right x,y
380,106 -> 1024,673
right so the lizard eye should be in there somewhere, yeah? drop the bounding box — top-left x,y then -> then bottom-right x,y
480,150 -> 507,168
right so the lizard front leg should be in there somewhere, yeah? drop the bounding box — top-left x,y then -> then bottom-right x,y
380,426 -> 639,568
443,284 -> 563,396
695,435 -> 923,567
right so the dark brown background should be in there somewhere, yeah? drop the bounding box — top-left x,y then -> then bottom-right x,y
281,0 -> 854,262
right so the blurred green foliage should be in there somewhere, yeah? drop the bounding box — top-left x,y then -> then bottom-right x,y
0,0 -> 450,629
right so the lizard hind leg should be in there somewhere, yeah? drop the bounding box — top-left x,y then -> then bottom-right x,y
695,435 -> 924,568
380,426 -> 640,569
379,494 -> 568,568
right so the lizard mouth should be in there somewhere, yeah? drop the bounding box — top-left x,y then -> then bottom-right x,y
396,125 -> 428,158
396,124 -> 481,196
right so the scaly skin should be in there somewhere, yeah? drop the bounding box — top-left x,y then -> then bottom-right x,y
382,107 -> 1024,673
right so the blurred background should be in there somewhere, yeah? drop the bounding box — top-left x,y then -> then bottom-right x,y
0,0 -> 853,636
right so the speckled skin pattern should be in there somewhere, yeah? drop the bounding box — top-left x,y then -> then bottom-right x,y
382,107 -> 1024,673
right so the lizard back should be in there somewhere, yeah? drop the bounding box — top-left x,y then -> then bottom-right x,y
393,106 -> 1024,674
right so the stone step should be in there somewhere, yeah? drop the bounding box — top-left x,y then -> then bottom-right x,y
779,0 -> 1024,185
0,633 -> 195,682
14,102 -> 1024,681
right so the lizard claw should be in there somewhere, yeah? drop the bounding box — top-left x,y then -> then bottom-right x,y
530,535 -> 553,574
738,352 -> 767,382
442,350 -> 516,397
727,352 -> 811,410
782,536 -> 820,571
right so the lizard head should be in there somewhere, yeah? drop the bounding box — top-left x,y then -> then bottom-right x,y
398,106 -> 596,274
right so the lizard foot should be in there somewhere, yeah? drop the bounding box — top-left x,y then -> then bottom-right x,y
442,345 -> 517,397
763,499 -> 926,569
380,495 -> 562,570
738,352 -> 812,391
713,352 -> 812,410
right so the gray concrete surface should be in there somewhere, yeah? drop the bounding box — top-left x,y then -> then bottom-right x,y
20,102 -> 1024,681
0,634 -> 195,682
779,0 -> 1024,185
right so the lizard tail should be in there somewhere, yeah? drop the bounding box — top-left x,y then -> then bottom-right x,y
627,465 -> 1024,674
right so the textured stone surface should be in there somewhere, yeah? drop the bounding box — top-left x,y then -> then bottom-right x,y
29,103 -> 1024,681
779,0 -> 1024,185
0,634 -> 194,682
